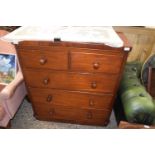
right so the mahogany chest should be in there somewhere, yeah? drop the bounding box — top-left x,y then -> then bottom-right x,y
16,33 -> 131,126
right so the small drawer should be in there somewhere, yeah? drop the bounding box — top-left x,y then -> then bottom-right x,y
25,70 -> 119,93
18,47 -> 68,70
70,51 -> 123,74
77,109 -> 111,126
28,88 -> 113,110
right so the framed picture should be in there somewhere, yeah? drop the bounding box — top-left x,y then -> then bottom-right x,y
0,53 -> 17,85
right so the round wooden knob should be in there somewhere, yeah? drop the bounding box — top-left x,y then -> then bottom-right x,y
89,100 -> 94,106
93,62 -> 100,69
39,58 -> 47,65
87,112 -> 93,119
91,82 -> 97,89
43,78 -> 49,85
46,95 -> 53,102
49,109 -> 54,115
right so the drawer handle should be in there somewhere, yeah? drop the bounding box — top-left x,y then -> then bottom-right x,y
40,58 -> 47,65
89,100 -> 94,106
87,112 -> 93,119
91,82 -> 97,89
49,109 -> 55,115
93,62 -> 100,69
46,95 -> 53,102
43,78 -> 49,85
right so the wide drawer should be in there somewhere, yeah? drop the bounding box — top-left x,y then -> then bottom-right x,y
24,70 -> 119,93
33,104 -> 111,126
28,88 -> 113,110
70,51 -> 123,74
18,47 -> 68,70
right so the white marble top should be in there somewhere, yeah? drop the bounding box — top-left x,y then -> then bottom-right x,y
1,26 -> 123,48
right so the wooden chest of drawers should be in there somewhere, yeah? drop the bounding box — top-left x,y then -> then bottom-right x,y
16,33 -> 131,126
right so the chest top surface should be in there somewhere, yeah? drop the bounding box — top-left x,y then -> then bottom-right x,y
2,26 -> 130,50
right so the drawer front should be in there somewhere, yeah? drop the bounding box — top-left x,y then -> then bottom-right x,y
33,104 -> 110,126
25,70 -> 119,93
70,52 -> 123,74
18,48 -> 68,70
34,105 -> 77,123
77,109 -> 111,126
34,105 -> 51,120
28,88 -> 113,110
